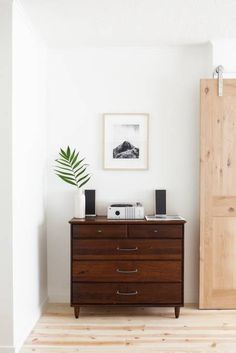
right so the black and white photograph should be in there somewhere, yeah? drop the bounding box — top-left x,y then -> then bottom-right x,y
112,124 -> 140,159
103,113 -> 149,170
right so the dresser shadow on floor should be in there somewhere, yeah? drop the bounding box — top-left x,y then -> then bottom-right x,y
69,305 -> 183,318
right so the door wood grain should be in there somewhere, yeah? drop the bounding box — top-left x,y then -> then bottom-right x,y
200,79 -> 236,308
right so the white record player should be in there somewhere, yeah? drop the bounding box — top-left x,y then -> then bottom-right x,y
107,202 -> 144,220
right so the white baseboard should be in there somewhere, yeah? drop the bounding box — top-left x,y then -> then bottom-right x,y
0,346 -> 16,353
15,296 -> 48,353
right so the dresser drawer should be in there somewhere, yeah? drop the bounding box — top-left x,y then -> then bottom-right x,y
72,239 -> 182,260
128,225 -> 182,238
72,260 -> 182,282
72,283 -> 182,304
72,224 -> 127,238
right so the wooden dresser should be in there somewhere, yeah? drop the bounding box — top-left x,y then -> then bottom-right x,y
69,217 -> 185,318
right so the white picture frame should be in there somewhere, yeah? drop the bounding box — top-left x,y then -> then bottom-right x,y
103,113 -> 149,170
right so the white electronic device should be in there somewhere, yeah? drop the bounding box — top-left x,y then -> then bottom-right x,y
107,203 -> 145,220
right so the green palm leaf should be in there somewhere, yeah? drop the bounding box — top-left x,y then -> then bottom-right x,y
60,148 -> 67,158
56,174 -> 77,186
55,160 -> 71,168
71,152 -> 79,166
79,176 -> 91,188
54,170 -> 75,177
59,152 -> 68,160
73,158 -> 85,170
77,173 -> 90,184
69,149 -> 75,163
54,146 -> 91,189
66,146 -> 71,158
75,167 -> 87,179
74,163 -> 88,175
54,165 -> 72,172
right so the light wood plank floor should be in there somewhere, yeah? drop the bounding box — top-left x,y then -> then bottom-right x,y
20,304 -> 236,353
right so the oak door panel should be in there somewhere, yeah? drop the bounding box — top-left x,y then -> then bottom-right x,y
200,79 -> 236,308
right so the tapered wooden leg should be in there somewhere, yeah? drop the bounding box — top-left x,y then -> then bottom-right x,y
74,306 -> 80,319
175,306 -> 180,318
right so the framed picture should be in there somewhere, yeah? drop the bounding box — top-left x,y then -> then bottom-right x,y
103,113 -> 149,170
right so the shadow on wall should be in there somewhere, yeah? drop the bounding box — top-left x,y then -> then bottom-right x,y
37,219 -> 47,305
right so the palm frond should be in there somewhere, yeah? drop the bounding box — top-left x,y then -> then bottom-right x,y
54,147 -> 90,189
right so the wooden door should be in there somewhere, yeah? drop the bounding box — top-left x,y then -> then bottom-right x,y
200,79 -> 236,308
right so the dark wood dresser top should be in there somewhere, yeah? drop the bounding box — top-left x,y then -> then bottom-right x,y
69,216 -> 186,225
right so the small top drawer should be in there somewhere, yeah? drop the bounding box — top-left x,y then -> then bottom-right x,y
128,224 -> 182,238
72,224 -> 127,238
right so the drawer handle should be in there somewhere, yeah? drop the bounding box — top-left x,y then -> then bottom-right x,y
116,247 -> 138,251
116,290 -> 138,296
154,229 -> 158,233
116,269 -> 138,273
97,229 -> 102,233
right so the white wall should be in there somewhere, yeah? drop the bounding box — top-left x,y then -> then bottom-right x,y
12,1 -> 48,351
47,45 -> 212,303
0,0 -> 14,351
212,39 -> 236,75
0,1 -> 14,352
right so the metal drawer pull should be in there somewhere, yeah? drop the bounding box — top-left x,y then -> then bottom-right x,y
116,269 -> 138,273
154,230 -> 158,233
97,229 -> 102,233
116,290 -> 138,296
116,247 -> 138,251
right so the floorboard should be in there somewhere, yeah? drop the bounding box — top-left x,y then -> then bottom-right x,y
20,304 -> 236,353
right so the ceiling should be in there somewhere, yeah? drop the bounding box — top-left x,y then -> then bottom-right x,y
20,0 -> 236,48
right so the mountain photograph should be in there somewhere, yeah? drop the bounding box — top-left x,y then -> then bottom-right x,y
113,140 -> 139,159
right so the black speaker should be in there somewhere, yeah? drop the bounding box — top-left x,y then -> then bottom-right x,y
155,190 -> 166,215
85,190 -> 96,216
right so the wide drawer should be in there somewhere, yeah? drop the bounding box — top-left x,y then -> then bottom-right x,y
72,239 -> 182,260
72,260 -> 182,282
72,224 -> 127,238
128,225 -> 182,238
72,283 -> 182,304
